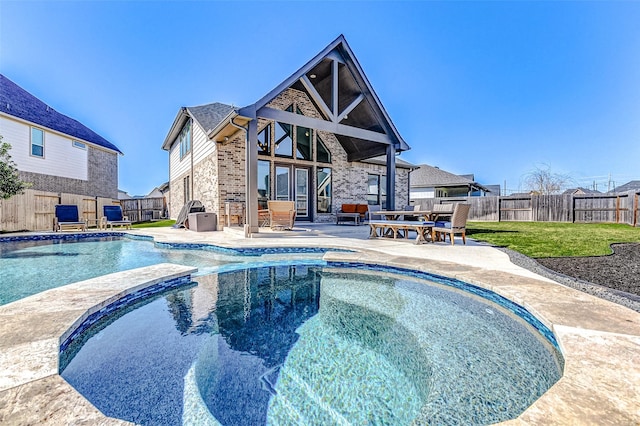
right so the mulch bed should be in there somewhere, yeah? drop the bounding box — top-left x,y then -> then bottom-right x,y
536,243 -> 640,297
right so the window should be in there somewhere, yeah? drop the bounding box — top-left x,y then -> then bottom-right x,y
178,120 -> 192,159
257,160 -> 270,209
295,107 -> 312,160
72,140 -> 86,149
367,174 -> 387,206
257,126 -> 270,155
316,134 -> 331,163
296,126 -> 312,160
367,174 -> 379,205
31,127 -> 44,157
183,175 -> 191,203
274,121 -> 293,157
317,167 -> 332,213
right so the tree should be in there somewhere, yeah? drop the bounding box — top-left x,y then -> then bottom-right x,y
523,164 -> 572,195
0,135 -> 31,199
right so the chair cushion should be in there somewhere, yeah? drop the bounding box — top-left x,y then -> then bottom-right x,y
342,204 -> 357,213
55,205 -> 79,222
435,221 -> 451,229
104,205 -> 124,221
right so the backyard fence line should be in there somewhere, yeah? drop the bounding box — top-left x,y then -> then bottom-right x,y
414,190 -> 639,227
120,197 -> 167,223
0,189 -> 156,232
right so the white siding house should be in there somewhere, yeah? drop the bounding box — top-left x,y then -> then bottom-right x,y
0,74 -> 122,198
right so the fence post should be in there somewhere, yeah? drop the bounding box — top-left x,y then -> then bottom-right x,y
616,196 -> 620,224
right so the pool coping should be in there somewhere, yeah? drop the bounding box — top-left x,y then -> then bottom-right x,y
0,231 -> 639,424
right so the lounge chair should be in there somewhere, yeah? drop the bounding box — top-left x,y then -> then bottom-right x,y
53,205 -> 87,232
267,200 -> 296,230
431,203 -> 471,245
101,205 -> 132,230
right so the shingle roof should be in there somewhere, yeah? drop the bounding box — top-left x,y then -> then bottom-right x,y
0,74 -> 122,154
611,180 -> 640,193
187,103 -> 236,135
411,164 -> 475,187
563,187 -> 601,195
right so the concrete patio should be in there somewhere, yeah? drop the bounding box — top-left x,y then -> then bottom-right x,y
1,224 -> 639,424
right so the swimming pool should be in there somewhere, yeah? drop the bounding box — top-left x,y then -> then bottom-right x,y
0,234 -> 328,306
61,263 -> 563,425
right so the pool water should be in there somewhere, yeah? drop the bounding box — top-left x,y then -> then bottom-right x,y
61,264 -> 563,425
0,236 -> 324,306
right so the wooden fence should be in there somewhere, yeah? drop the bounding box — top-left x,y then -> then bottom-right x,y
0,189 -> 119,232
414,190 -> 639,226
120,197 -> 167,223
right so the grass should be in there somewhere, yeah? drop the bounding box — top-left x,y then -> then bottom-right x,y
131,219 -> 176,229
467,221 -> 640,258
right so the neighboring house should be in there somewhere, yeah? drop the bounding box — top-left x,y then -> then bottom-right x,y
162,35 -> 412,231
563,187 -> 601,195
0,74 -> 122,198
610,180 -> 640,193
118,190 -> 133,200
410,164 -> 493,199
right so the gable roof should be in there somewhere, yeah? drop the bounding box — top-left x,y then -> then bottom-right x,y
162,103 -> 237,150
0,74 -> 122,154
611,180 -> 640,193
187,103 -> 236,135
237,35 -> 410,161
162,35 -> 409,162
563,187 -> 601,195
411,164 -> 491,192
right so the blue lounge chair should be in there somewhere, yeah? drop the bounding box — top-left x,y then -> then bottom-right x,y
102,205 -> 132,230
53,205 -> 87,232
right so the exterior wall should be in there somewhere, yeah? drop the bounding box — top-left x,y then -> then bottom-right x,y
165,88 -> 410,223
167,119 -> 220,219
1,115 -> 118,198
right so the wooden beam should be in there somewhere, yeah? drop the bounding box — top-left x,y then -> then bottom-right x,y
257,106 -> 392,145
337,93 -> 364,122
299,75 -> 333,120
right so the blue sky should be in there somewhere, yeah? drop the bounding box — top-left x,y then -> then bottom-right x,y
1,1 -> 639,196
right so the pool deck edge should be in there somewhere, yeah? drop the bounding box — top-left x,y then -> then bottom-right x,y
0,263 -> 196,425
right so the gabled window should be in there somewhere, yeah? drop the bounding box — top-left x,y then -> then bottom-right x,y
72,140 -> 86,150
275,105 -> 294,158
316,134 -> 331,163
295,107 -> 312,160
257,126 -> 270,155
31,127 -> 44,157
178,120 -> 192,159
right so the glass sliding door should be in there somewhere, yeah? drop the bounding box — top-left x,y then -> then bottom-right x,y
295,168 -> 309,218
275,166 -> 290,201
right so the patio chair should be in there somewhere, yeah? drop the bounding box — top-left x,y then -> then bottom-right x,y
366,205 -> 383,221
102,205 -> 132,230
267,200 -> 296,230
431,203 -> 471,245
402,204 -> 421,221
53,205 -> 87,232
431,203 -> 454,221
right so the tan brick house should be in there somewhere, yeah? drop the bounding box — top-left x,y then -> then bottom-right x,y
162,35 -> 413,233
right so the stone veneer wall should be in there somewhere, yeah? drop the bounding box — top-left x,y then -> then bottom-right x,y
18,146 -> 118,198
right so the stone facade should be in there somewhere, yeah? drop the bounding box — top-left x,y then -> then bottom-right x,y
168,88 -> 410,225
18,146 -> 118,198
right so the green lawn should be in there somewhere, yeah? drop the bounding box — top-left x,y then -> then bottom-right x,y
131,219 -> 176,229
467,221 -> 640,258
